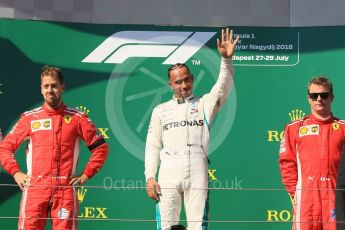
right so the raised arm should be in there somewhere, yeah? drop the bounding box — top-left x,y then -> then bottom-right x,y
206,28 -> 239,115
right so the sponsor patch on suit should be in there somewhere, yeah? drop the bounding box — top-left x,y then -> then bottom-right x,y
299,124 -> 319,137
31,119 -> 52,132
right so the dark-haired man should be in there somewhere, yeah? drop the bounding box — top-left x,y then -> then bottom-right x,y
145,28 -> 238,230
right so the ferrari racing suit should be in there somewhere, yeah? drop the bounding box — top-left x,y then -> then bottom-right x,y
0,103 -> 108,230
145,57 -> 234,230
279,114 -> 345,230
336,148 -> 345,230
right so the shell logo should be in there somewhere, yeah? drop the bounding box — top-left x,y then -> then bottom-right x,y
299,127 -> 308,135
32,121 -> 41,130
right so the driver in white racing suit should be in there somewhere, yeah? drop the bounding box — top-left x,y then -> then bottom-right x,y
145,28 -> 239,230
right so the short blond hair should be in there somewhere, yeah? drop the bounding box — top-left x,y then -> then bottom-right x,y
41,65 -> 64,84
307,76 -> 333,95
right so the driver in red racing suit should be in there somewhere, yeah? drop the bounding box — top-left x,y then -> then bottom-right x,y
0,66 -> 108,230
279,76 -> 345,230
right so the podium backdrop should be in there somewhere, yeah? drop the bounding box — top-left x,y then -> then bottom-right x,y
1,19 -> 345,229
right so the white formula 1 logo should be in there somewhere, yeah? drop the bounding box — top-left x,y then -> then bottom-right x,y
82,31 -> 216,64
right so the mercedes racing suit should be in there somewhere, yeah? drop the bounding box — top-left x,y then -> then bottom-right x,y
279,114 -> 345,230
0,103 -> 108,230
145,57 -> 234,230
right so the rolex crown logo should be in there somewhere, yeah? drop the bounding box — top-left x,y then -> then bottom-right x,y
76,105 -> 90,115
77,187 -> 88,204
288,109 -> 305,121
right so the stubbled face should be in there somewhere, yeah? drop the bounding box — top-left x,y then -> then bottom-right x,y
308,83 -> 333,117
168,66 -> 194,98
41,75 -> 64,109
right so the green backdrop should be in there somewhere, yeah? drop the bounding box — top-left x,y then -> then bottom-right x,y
1,18 -> 345,229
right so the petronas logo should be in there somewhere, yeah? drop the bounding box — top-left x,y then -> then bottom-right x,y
0,83 -> 3,95
288,109 -> 305,121
78,187 -> 88,204
76,105 -> 90,115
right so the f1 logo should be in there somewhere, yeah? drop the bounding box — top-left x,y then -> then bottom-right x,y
82,31 -> 216,65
